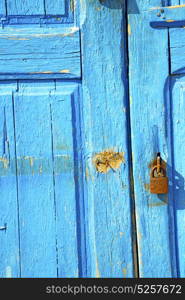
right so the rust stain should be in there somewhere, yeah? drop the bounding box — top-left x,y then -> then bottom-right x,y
93,149 -> 125,173
166,20 -> 174,22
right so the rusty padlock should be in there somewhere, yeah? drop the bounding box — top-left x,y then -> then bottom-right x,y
150,165 -> 168,194
150,154 -> 168,194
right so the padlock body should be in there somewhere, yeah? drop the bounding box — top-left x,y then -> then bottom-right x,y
150,176 -> 168,194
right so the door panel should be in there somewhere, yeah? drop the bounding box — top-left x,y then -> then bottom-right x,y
0,27 -> 81,79
171,77 -> 185,277
128,0 -> 177,277
0,0 -> 72,25
128,0 -> 185,278
6,0 -> 66,16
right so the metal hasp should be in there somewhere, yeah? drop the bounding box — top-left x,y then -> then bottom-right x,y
150,153 -> 168,194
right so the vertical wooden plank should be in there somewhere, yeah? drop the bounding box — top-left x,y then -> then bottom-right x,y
128,0 -> 177,277
13,82 -> 58,277
45,0 -> 65,15
50,82 -> 80,277
7,0 -> 44,15
0,83 -> 20,278
0,1 -> 6,15
170,77 -> 185,277
80,0 -> 134,277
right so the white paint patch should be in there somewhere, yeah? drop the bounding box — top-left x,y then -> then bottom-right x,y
80,0 -> 87,26
6,266 -> 12,278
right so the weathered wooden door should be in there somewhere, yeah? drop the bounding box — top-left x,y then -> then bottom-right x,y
2,0 -> 185,279
128,0 -> 185,277
0,1 -> 136,278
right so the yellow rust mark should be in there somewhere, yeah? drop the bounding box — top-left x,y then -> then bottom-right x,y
59,69 -> 70,73
148,200 -> 168,207
120,232 -> 124,237
85,167 -> 89,179
70,0 -> 76,12
29,71 -> 53,74
123,268 -> 127,278
0,157 -> 9,169
144,183 -> 150,191
166,20 -> 174,22
96,7 -> 101,11
151,4 -> 185,10
128,24 -> 131,35
166,4 -> 185,9
130,96 -> 133,105
24,156 -> 34,167
39,165 -> 43,174
7,37 -> 30,40
96,259 -> 101,278
93,149 -> 125,173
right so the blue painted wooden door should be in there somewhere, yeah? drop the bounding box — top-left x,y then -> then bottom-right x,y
0,1 -> 135,278
128,0 -> 185,278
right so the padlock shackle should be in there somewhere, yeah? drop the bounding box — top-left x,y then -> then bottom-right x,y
150,165 -> 166,177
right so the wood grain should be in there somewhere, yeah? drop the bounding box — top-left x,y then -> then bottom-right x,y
80,0 -> 134,278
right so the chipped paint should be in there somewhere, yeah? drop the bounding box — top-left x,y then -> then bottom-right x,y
59,70 -> 70,73
85,167 -> 89,179
123,268 -> 127,278
0,157 -> 9,169
96,259 -> 101,278
39,165 -> 43,174
130,95 -> 133,105
24,156 -> 34,167
7,37 -> 30,40
93,149 -> 125,173
165,20 -> 174,23
128,24 -> 131,35
29,71 -> 53,74
144,183 -> 150,191
151,4 -> 185,10
6,266 -> 12,278
70,0 -> 75,12
148,198 -> 168,207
